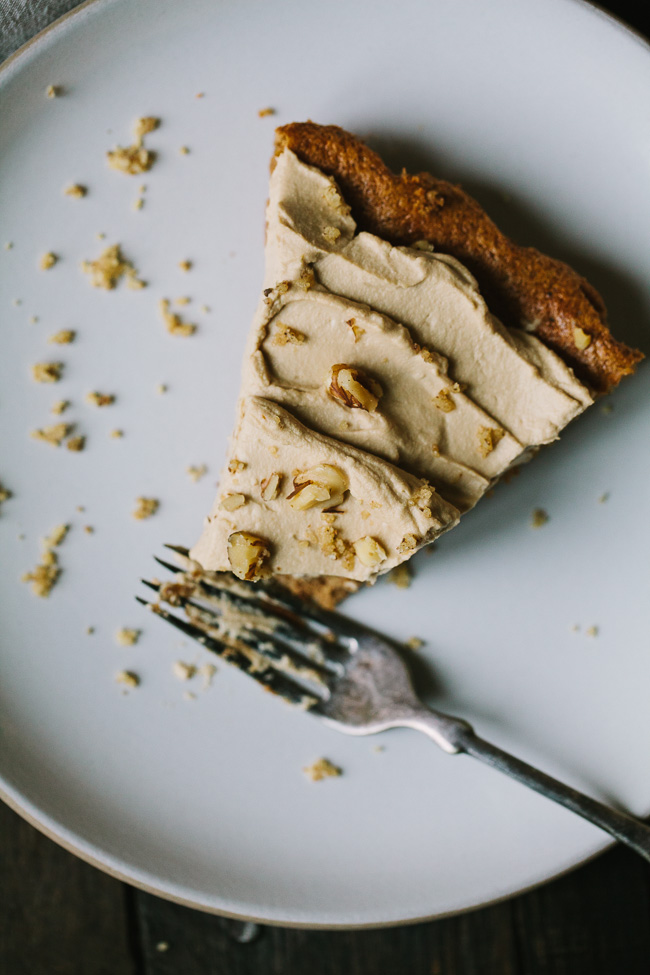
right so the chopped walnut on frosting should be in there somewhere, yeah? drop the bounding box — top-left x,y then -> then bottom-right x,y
432,387 -> 456,412
327,365 -> 382,412
287,464 -> 348,511
272,323 -> 306,346
227,531 -> 271,581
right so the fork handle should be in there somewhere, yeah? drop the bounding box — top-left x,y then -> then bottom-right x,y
460,730 -> 650,862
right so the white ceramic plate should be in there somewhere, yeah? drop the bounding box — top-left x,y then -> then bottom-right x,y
1,0 -> 649,929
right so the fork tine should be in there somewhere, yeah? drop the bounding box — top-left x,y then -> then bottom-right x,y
137,597 -> 321,708
164,544 -> 190,557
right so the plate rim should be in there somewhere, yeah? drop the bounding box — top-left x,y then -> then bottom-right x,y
0,0 -> 648,929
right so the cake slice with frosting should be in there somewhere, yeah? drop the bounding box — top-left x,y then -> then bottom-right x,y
190,125 -> 641,596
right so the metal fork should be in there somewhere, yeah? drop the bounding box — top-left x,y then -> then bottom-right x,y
138,547 -> 650,863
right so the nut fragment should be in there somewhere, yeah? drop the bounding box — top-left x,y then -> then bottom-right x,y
327,364 -> 382,412
227,531 -> 271,581
573,327 -> 592,350
272,323 -> 306,346
219,493 -> 246,511
353,536 -> 387,568
477,426 -> 506,458
432,388 -> 456,412
260,472 -> 281,501
345,318 -> 365,342
287,464 -> 348,511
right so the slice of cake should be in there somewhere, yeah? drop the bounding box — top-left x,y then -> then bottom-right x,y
190,124 -> 641,595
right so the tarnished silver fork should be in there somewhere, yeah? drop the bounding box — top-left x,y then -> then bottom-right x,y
138,547 -> 650,863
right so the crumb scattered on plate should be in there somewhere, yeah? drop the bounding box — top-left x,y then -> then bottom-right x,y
302,758 -> 342,782
83,525 -> 94,534
45,84 -> 61,98
110,428 -> 124,438
48,329 -> 75,344
531,508 -> 549,529
21,523 -> 69,597
598,493 -> 610,504
172,661 -> 196,681
115,627 -> 140,646
133,497 -> 159,520
81,243 -> 145,290
107,117 -> 159,175
586,625 -> 599,638
197,663 -> 217,688
115,670 -> 140,688
65,184 -> 87,198
158,298 -> 196,336
0,482 -> 12,509
30,422 -> 72,447
178,260 -> 192,272
156,383 -> 168,394
39,252 -> 58,270
405,636 -> 424,651
389,564 -> 412,589
32,362 -> 63,383
258,107 -> 275,117
179,146 -> 190,155
86,391 -> 115,407
133,197 -> 145,211
4,241 -> 13,250
66,435 -> 86,452
186,464 -> 207,482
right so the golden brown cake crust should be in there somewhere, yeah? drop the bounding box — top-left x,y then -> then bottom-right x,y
276,574 -> 360,609
274,122 -> 642,395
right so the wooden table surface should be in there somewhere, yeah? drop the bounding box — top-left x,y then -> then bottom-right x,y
1,2 -> 648,972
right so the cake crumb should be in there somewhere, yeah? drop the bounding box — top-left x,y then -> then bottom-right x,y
179,145 -> 190,155
44,524 -> 70,548
4,241 -> 13,250
159,298 -> 196,336
178,260 -> 192,272
200,304 -> 210,314
116,627 -> 140,646
51,399 -> 69,415
322,226 -> 341,244
66,435 -> 86,452
29,315 -> 39,324
107,118 -> 159,174
198,663 -> 217,688
115,670 -> 140,688
32,361 -> 63,383
65,184 -> 87,198
133,197 -> 144,211
86,626 -> 95,635
373,745 -> 385,753
389,564 -> 412,589
81,243 -> 145,289
133,497 -> 159,520
110,428 -> 124,439
586,625 -> 599,638
258,107 -> 275,117
76,506 -> 85,512
45,84 -> 61,98
155,942 -> 169,953
601,402 -> 614,415
183,691 -> 196,701
598,492 -> 610,504
22,560 -> 60,597
302,758 -> 342,782
432,388 -> 456,413
405,636 -> 424,651
175,296 -> 190,307
156,383 -> 168,394
570,624 -> 580,633
86,391 -> 115,407
12,298 -> 22,306
172,661 -> 196,681
31,422 -> 72,447
39,252 -> 58,270
186,464 -> 207,482
0,482 -> 12,509
531,508 -> 549,529
83,525 -> 94,534
478,426 -> 505,458
48,329 -> 75,344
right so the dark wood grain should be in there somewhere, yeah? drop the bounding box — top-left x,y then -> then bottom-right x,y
0,802 -> 138,975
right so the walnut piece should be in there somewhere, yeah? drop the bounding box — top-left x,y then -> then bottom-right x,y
327,364 -> 382,412
287,464 -> 348,511
219,493 -> 247,511
227,531 -> 271,581
66,435 -> 86,452
260,473 -> 281,501
353,536 -> 387,568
